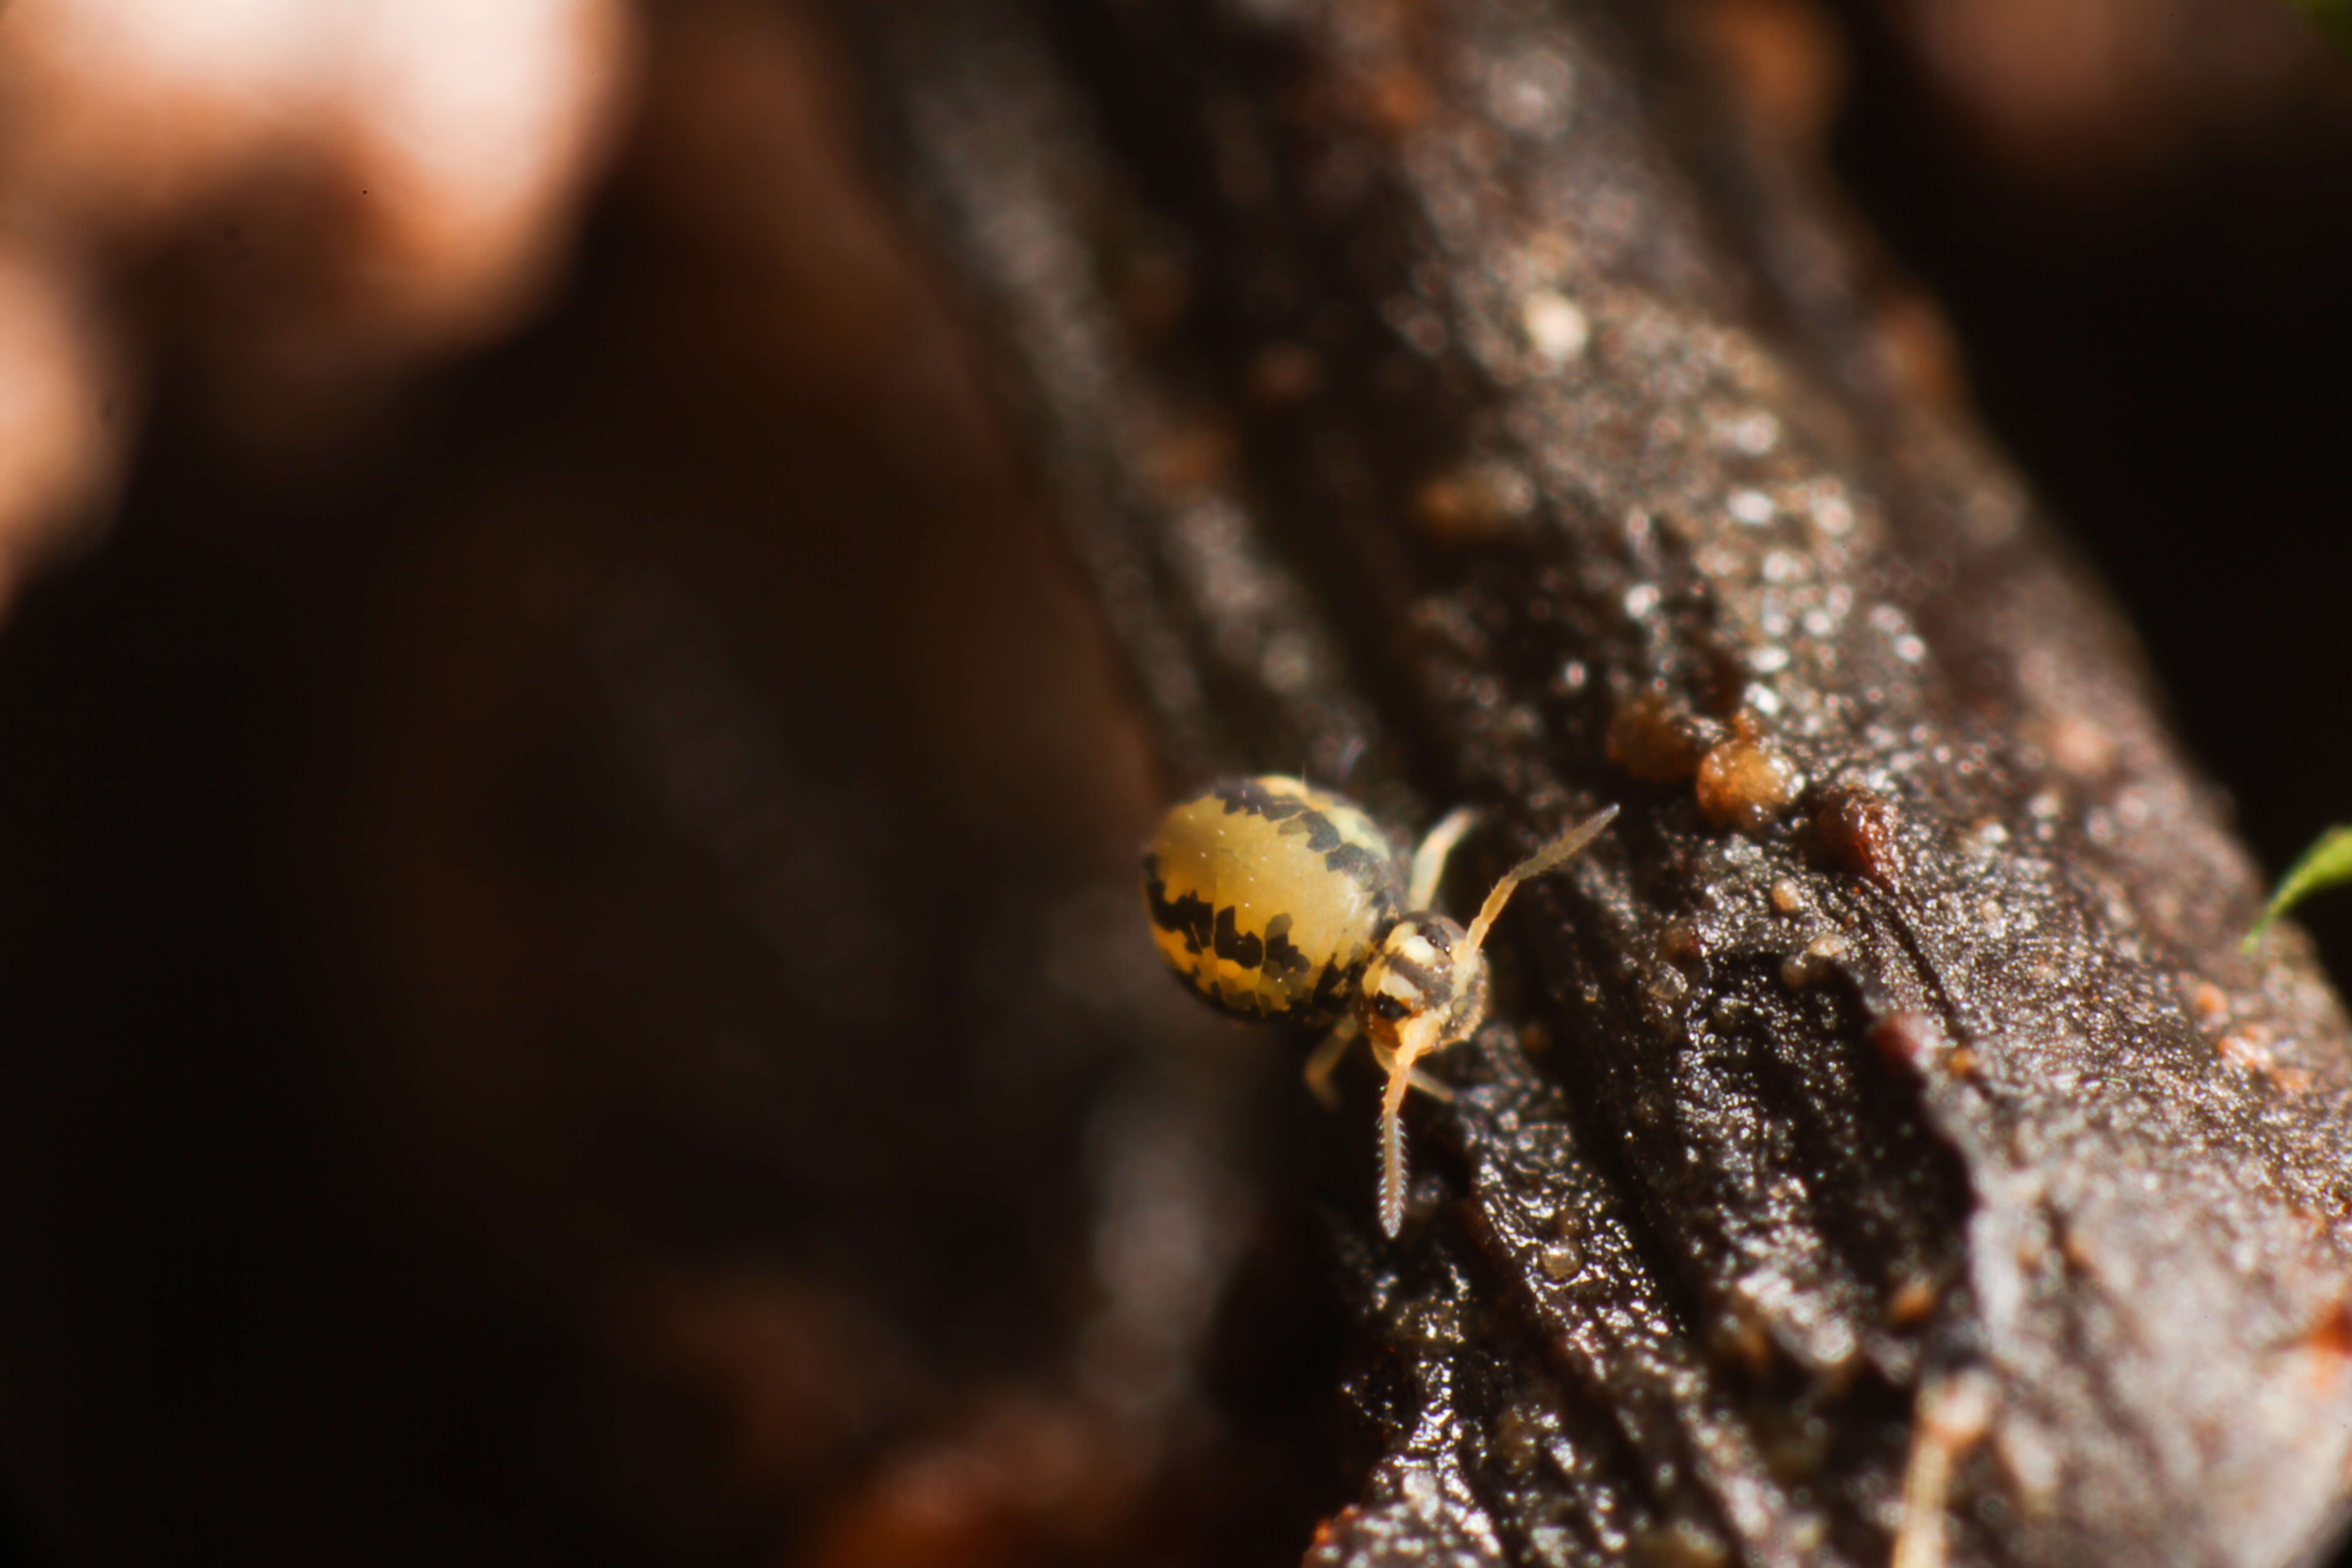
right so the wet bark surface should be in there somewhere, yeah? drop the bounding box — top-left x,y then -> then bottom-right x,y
846,1 -> 2352,1563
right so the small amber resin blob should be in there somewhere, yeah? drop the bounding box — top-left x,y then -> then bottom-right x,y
1695,736 -> 1805,832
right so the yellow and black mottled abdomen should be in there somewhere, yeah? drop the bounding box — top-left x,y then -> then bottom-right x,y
1141,776 -> 1405,1027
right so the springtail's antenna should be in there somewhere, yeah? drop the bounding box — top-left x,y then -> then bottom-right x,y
1379,1013 -> 1444,1236
1464,803 -> 1619,954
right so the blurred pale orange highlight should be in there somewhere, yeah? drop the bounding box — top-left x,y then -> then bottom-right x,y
0,0 -> 638,596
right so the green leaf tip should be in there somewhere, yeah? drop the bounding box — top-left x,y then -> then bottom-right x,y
2245,824 -> 2352,951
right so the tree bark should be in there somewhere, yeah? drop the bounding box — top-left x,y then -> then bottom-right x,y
842,2 -> 2352,1563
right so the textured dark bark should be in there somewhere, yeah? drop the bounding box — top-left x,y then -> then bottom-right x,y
843,2 -> 2352,1564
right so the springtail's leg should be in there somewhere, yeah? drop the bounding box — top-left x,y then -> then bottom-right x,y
1407,807 -> 1479,910
1302,1014 -> 1359,1109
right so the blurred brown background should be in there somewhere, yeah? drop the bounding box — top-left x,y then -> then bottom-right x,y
0,0 -> 2344,1563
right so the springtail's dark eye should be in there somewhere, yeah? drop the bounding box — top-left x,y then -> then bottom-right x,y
1371,993 -> 1411,1023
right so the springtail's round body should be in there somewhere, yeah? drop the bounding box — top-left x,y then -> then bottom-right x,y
1142,774 -> 1617,1235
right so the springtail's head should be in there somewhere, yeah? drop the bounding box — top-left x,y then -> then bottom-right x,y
1364,802 -> 1619,1236
1357,913 -> 1488,1064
